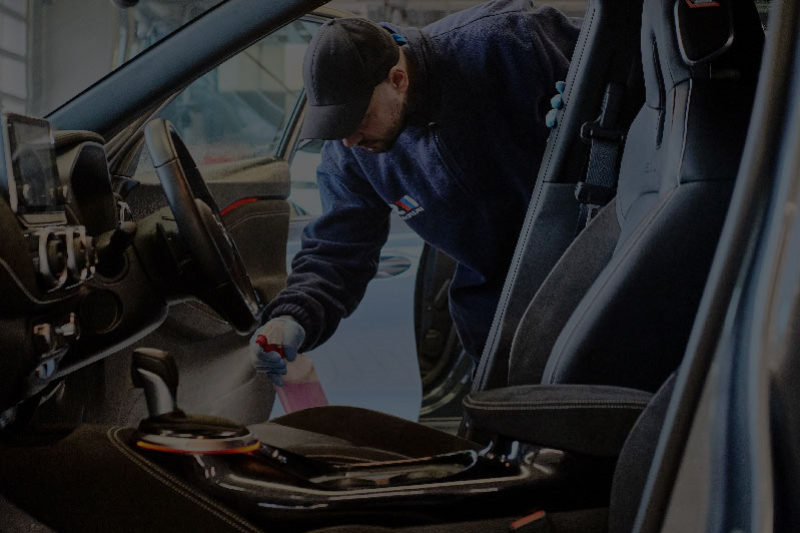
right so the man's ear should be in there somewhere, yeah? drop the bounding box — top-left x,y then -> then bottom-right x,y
388,66 -> 409,93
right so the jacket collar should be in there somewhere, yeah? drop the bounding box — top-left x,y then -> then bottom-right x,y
379,24 -> 439,126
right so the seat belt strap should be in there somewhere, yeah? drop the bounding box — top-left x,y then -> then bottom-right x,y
576,82 -> 626,230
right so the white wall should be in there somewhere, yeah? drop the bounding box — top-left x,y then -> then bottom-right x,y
30,0 -> 118,116
0,0 -> 29,114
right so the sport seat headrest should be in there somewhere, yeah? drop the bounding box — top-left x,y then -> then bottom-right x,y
642,0 -> 764,110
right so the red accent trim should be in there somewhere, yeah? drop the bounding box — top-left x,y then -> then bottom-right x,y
136,440 -> 261,455
220,197 -> 258,217
510,510 -> 545,530
685,0 -> 721,8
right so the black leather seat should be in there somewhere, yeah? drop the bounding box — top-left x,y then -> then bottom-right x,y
255,0 -> 764,463
506,0 -> 764,392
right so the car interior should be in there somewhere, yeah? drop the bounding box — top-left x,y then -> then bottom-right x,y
0,0 -> 778,531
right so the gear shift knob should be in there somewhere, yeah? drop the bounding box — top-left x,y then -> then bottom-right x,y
130,349 -> 260,455
131,348 -> 179,417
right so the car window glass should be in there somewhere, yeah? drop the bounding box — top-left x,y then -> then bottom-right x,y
289,139 -> 325,217
1,0 -> 224,117
134,18 -> 317,184
755,0 -> 770,27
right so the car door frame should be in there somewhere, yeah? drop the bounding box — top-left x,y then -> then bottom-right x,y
633,0 -> 789,530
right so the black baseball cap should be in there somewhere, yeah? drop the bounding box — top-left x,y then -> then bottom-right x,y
301,18 -> 400,140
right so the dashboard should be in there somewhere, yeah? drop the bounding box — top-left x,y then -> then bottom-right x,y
0,113 -> 166,420
1,114 -> 95,290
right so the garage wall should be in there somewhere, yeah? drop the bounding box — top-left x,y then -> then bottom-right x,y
28,0 -> 118,116
0,0 -> 28,115
1,0 -> 221,118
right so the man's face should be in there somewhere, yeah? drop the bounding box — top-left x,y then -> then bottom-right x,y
342,77 -> 409,153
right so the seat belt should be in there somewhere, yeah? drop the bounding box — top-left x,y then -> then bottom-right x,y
575,81 -> 626,230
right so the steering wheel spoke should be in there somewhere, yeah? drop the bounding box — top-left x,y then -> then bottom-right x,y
144,119 -> 262,334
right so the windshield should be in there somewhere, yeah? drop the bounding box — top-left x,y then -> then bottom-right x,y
0,0 -> 224,118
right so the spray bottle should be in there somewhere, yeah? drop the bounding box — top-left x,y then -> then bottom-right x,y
256,335 -> 328,414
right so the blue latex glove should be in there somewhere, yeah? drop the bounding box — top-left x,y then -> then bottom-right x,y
250,315 -> 305,387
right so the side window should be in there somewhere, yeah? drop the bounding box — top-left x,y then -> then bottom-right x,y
755,0 -> 770,27
135,19 -> 318,178
288,138 -> 325,217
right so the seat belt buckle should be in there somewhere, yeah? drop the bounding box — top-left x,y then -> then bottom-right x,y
575,181 -> 616,207
580,121 -> 625,144
580,81 -> 626,144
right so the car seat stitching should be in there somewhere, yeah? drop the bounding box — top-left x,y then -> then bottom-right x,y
465,402 -> 649,409
464,398 -> 650,407
660,0 -> 680,94
546,187 -> 677,383
480,4 -> 597,361
305,454 -> 396,463
464,404 -> 647,412
532,3 -> 595,188
564,4 -> 596,102
463,396 -> 651,407
107,428 -> 261,533
676,79 -> 693,188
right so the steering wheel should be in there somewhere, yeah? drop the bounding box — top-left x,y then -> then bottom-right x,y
143,119 -> 262,334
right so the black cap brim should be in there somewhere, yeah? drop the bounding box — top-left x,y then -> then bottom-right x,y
300,96 -> 371,141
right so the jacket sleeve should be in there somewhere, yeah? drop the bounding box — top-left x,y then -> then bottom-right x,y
264,142 -> 391,351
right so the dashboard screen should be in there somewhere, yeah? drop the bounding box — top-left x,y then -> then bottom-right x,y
4,114 -> 60,211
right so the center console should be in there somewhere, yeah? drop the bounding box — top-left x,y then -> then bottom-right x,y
124,349 -> 616,529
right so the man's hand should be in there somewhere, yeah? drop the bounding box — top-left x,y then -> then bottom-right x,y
249,316 -> 306,387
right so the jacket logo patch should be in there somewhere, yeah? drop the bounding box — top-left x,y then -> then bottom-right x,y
393,195 -> 425,220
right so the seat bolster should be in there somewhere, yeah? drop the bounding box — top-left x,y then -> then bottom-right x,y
463,385 -> 652,457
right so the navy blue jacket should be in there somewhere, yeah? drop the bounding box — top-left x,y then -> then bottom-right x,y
267,0 -> 580,358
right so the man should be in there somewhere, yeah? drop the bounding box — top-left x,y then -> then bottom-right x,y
252,0 -> 580,385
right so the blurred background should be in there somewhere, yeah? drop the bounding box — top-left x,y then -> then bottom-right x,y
328,0 -> 586,24
0,0 -> 773,116
0,0 -> 587,117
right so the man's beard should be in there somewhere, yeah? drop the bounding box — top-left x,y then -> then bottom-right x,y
358,96 -> 411,153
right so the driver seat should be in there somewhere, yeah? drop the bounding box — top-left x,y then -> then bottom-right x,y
250,0 -> 763,463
